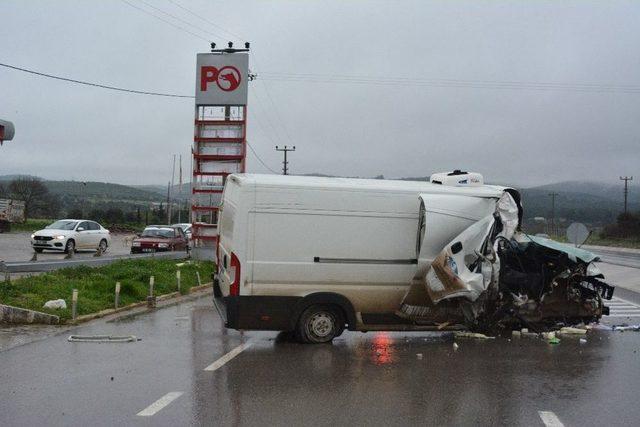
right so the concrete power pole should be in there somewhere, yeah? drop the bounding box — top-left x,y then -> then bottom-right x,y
620,176 -> 633,214
548,192 -> 559,236
275,145 -> 296,175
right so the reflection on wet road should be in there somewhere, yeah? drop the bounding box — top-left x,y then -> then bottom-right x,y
1,296 -> 639,426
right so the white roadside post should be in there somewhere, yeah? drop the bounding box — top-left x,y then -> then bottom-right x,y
72,289 -> 78,321
147,276 -> 156,308
176,270 -> 181,293
196,271 -> 201,287
115,282 -> 121,309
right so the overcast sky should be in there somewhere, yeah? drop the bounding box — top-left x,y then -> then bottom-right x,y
1,0 -> 639,187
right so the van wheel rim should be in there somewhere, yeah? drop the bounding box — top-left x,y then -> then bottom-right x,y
309,313 -> 333,338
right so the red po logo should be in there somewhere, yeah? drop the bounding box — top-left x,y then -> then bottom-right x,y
200,66 -> 242,92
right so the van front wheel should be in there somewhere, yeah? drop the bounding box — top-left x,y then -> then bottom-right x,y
296,305 -> 344,344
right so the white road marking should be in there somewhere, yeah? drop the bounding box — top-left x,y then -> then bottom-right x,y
606,297 -> 640,318
204,342 -> 252,371
538,410 -> 565,427
137,392 -> 184,417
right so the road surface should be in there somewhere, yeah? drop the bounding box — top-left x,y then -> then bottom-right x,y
0,231 -> 134,262
1,252 -> 639,426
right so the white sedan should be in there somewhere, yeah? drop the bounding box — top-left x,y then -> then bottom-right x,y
31,219 -> 111,253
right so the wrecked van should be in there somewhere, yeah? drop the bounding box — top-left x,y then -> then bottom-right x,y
213,172 -> 613,343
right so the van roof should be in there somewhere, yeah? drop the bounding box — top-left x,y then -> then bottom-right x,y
230,174 -> 508,198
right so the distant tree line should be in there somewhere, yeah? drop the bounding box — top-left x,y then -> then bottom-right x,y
0,177 -> 188,228
601,212 -> 640,239
0,177 -> 61,218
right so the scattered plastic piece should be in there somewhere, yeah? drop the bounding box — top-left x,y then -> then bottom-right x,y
548,337 -> 561,345
68,335 -> 138,343
541,332 -> 556,340
559,327 -> 588,335
452,342 -> 459,351
580,338 -> 587,344
43,299 -> 67,309
512,330 -> 521,338
521,328 -> 529,334
612,324 -> 640,332
416,353 -> 423,360
454,332 -> 495,340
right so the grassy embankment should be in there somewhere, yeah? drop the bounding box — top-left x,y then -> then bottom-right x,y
9,218 -> 53,232
0,258 -> 214,321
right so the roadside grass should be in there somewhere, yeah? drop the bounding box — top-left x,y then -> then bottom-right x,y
0,258 -> 214,321
9,218 -> 53,232
586,234 -> 640,249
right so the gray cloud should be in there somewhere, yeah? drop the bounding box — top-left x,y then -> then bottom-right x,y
1,0 -> 638,187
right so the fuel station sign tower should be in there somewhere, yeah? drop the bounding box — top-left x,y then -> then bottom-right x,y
191,44 -> 250,247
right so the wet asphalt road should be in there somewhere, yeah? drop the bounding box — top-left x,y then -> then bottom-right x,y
1,294 -> 640,427
0,231 -> 134,262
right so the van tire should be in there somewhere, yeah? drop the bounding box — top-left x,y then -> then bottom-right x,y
296,305 -> 344,344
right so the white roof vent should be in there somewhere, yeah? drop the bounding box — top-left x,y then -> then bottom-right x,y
430,170 -> 484,187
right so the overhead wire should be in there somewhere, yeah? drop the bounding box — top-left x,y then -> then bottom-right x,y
119,0 -> 209,42
247,141 -> 278,174
133,0 -> 227,40
0,61 -> 194,98
257,71 -> 640,94
164,0 -> 246,41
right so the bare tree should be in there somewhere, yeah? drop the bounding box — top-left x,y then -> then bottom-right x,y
8,177 -> 49,219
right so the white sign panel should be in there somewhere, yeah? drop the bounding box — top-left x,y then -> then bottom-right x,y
195,53 -> 248,106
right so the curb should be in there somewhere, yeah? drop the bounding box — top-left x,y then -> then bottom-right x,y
0,304 -> 60,325
70,283 -> 212,324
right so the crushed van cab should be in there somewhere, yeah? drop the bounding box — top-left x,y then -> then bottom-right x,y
213,172 -> 614,343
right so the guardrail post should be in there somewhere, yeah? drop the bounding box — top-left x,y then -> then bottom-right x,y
176,270 -> 181,293
196,271 -> 201,286
115,282 -> 121,309
72,289 -> 78,321
147,276 -> 156,308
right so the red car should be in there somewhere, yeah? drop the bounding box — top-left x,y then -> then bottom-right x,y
131,225 -> 188,254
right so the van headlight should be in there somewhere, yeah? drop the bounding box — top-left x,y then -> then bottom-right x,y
158,243 -> 169,248
132,242 -> 141,247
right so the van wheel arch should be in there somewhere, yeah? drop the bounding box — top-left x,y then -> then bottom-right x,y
290,292 -> 357,332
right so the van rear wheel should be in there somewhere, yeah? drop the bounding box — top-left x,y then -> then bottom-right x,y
296,305 -> 344,344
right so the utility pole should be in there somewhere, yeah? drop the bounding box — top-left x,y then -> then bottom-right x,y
275,145 -> 296,175
166,181 -> 171,224
620,176 -> 633,214
548,192 -> 559,236
168,154 -> 176,224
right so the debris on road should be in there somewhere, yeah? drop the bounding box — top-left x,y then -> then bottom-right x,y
454,332 -> 495,340
558,326 -> 588,335
452,342 -> 459,351
612,324 -> 640,332
67,335 -> 139,343
43,299 -> 67,310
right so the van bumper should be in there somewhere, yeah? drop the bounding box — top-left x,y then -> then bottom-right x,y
213,283 -> 301,331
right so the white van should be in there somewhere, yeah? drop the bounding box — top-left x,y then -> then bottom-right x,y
213,173 -> 529,342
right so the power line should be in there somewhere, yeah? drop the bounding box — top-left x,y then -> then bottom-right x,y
258,72 -> 640,94
164,0 -> 246,41
247,141 -> 278,173
134,0 -> 226,40
0,62 -> 194,98
119,0 -> 209,42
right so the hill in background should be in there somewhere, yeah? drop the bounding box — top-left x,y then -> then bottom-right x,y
2,174 -> 636,226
